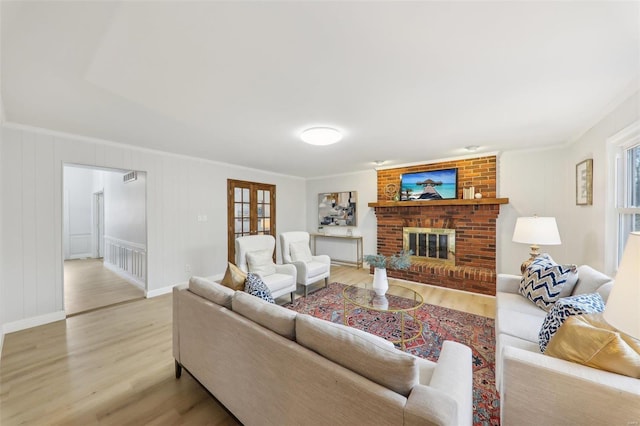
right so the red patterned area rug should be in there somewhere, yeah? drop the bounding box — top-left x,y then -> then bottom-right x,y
283,282 -> 499,426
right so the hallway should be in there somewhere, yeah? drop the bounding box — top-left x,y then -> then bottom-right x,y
64,258 -> 145,316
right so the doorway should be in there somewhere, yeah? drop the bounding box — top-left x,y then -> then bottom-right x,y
63,164 -> 146,316
227,179 -> 276,263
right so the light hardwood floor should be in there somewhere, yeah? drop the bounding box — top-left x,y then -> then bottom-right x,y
1,265 -> 495,425
64,258 -> 145,316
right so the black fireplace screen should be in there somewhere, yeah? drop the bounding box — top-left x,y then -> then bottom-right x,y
404,228 -> 455,265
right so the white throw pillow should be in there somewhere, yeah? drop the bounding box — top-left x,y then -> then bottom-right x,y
290,241 -> 313,263
246,249 -> 276,277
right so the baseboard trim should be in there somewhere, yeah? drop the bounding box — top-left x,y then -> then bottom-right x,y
2,310 -> 66,334
67,253 -> 93,260
146,285 -> 177,298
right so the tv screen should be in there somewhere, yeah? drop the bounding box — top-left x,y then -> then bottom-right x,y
400,168 -> 458,201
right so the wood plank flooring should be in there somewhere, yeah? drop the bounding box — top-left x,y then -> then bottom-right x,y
1,265 -> 495,425
64,258 -> 145,316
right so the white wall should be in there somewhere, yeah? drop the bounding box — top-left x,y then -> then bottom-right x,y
305,170 -> 378,263
496,147 -> 570,274
498,90 -> 640,275
104,170 -> 146,245
566,91 -> 640,275
0,124 -> 305,333
63,166 -> 96,259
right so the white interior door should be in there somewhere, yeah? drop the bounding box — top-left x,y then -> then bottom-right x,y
94,191 -> 104,258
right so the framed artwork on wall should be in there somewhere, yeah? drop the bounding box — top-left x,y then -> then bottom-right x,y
576,159 -> 593,205
318,191 -> 357,227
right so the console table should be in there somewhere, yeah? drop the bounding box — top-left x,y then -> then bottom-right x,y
310,233 -> 363,269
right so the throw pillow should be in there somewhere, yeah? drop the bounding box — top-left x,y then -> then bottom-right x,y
545,313 -> 640,378
244,272 -> 275,304
538,292 -> 605,353
246,249 -> 276,277
219,262 -> 247,291
290,241 -> 313,263
519,254 -> 578,311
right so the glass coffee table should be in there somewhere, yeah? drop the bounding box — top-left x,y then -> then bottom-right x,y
342,283 -> 424,349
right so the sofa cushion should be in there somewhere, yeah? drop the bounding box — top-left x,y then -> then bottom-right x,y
246,249 -> 277,277
496,292 -> 549,317
261,272 -> 295,293
296,314 -> 417,397
232,291 -> 296,340
188,276 -> 234,309
244,272 -> 275,304
538,293 -> 605,353
290,241 -> 313,263
496,308 -> 545,343
571,265 -> 613,296
519,254 -> 578,311
219,262 -> 247,291
545,313 -> 640,378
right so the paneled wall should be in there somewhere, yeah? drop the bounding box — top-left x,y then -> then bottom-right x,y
0,125 -> 306,331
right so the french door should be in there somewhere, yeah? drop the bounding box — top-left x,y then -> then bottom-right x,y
227,179 -> 276,263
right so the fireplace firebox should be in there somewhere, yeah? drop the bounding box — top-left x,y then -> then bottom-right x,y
403,227 -> 455,265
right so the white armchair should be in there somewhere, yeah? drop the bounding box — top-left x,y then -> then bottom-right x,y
235,235 -> 297,302
280,231 -> 330,297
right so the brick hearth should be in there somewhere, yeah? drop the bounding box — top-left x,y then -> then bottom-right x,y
371,155 -> 505,295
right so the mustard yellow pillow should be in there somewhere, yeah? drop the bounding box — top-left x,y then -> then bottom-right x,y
220,262 -> 247,291
545,313 -> 640,378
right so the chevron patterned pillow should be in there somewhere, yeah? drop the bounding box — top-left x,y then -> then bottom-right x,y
538,293 -> 605,352
519,254 -> 578,311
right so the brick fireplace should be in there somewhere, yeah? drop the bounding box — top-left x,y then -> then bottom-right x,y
369,155 -> 507,295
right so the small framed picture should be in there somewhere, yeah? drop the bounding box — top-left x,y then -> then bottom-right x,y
576,159 -> 593,205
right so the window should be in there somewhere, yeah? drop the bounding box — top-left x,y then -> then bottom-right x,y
613,121 -> 640,267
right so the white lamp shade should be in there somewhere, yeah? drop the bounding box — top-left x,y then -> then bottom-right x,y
512,216 -> 561,245
604,232 -> 640,340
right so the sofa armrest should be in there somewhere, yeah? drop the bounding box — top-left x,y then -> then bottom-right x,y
496,273 -> 521,294
406,341 -> 473,426
172,284 -> 189,363
404,384 -> 458,426
501,345 -> 640,425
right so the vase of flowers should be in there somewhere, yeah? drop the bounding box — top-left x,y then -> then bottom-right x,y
364,250 -> 413,296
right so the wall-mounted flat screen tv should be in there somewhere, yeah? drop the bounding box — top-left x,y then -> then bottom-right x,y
400,168 -> 458,201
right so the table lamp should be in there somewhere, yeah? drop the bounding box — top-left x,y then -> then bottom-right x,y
512,216 -> 561,273
604,232 -> 640,340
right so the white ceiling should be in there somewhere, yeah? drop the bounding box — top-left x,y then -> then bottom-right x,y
2,1 -> 639,178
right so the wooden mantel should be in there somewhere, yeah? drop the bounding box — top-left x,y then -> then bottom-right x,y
368,198 -> 509,208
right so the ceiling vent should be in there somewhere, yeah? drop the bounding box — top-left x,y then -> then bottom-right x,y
123,171 -> 137,183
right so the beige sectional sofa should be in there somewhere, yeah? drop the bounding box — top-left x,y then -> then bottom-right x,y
496,265 -> 640,425
173,277 -> 473,426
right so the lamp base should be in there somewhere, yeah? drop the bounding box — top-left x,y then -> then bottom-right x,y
520,245 -> 541,274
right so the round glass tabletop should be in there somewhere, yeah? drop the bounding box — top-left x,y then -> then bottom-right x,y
342,282 -> 424,312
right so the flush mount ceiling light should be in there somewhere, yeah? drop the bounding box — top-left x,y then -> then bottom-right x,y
465,145 -> 480,152
301,127 -> 342,146
373,160 -> 386,166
